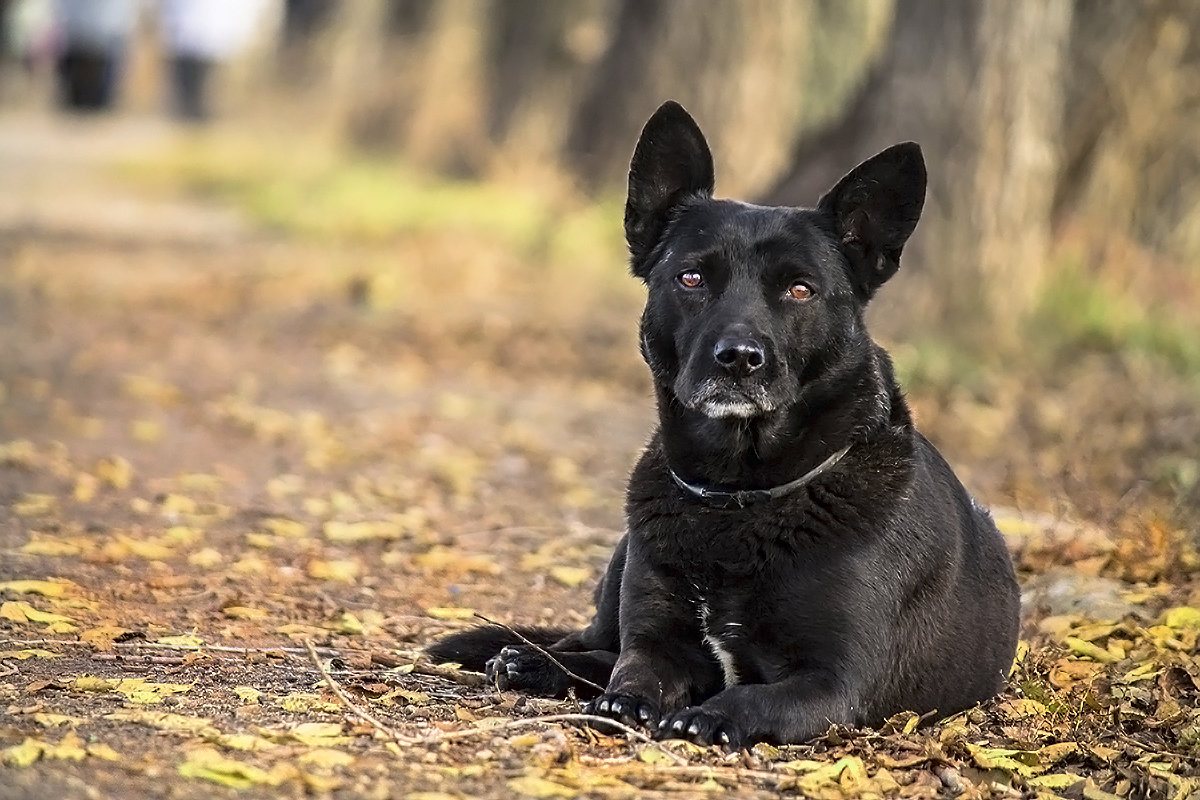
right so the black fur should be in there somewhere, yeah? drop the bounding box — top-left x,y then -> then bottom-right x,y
428,101 -> 1020,749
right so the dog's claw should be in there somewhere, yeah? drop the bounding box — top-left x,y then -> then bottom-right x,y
656,707 -> 744,750
585,693 -> 659,730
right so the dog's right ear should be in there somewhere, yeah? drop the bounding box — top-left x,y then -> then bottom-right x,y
625,101 -> 715,278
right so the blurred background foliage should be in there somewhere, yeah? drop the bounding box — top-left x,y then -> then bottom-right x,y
3,0 -> 1198,542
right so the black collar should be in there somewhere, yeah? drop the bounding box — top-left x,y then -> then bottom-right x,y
668,445 -> 851,509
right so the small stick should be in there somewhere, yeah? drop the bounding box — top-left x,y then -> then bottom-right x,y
368,651 -> 487,688
426,712 -> 688,766
303,639 -> 420,747
472,613 -> 606,693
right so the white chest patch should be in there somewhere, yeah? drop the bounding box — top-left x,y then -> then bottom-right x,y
698,602 -> 740,687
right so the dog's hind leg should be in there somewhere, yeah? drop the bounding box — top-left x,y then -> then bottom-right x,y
486,646 -> 617,697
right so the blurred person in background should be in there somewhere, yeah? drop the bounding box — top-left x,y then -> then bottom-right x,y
159,0 -> 268,123
53,0 -> 138,111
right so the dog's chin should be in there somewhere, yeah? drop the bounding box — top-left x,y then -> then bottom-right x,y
697,399 -> 761,419
679,380 -> 779,420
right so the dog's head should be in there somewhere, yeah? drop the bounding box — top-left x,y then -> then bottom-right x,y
626,101 -> 926,420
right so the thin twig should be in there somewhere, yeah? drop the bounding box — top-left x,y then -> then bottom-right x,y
368,651 -> 487,688
472,613 -> 606,693
576,757 -> 790,786
303,639 -> 420,747
425,712 -> 688,766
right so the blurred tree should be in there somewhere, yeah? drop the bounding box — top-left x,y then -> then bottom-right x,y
1057,0 -> 1200,267
765,0 -> 1073,340
267,0 -> 1199,341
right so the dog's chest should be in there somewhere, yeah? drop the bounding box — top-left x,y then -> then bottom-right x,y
697,599 -> 743,688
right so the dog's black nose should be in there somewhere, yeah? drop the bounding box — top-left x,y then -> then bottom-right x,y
714,337 -> 766,375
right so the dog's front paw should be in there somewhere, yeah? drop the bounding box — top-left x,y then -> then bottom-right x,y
484,646 -> 568,695
656,707 -> 745,749
583,693 -> 660,729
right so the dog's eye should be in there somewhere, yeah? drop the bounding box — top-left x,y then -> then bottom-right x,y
678,271 -> 704,289
788,281 -> 814,301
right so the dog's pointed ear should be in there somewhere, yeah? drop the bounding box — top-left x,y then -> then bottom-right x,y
817,142 -> 926,299
625,101 -> 715,278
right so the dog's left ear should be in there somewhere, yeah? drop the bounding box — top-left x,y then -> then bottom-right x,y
817,142 -> 926,299
625,101 -> 716,278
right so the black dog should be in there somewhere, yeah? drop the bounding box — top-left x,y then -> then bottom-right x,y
428,101 -> 1020,748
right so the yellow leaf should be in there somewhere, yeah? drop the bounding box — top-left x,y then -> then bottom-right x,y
33,713 -> 79,727
1029,773 -> 1084,789
233,687 -> 262,705
123,374 -> 182,406
308,559 -> 360,583
209,733 -> 274,752
222,606 -> 269,621
106,709 -> 216,735
86,743 -> 122,761
426,606 -> 475,620
325,611 -> 364,635
73,473 -> 98,502
414,546 -> 500,575
1160,607 -> 1200,631
0,649 -> 60,660
291,722 -> 344,738
13,493 -> 55,516
95,456 -> 133,489
158,633 -> 204,647
179,749 -> 276,789
3,739 -> 45,767
507,775 -> 578,798
0,600 -> 75,627
549,566 -> 591,588
188,548 -> 223,568
299,748 -> 356,769
131,419 -> 163,443
278,693 -> 339,713
0,579 -> 76,597
965,744 -> 1036,777
1063,636 -> 1119,663
80,625 -> 133,651
22,536 -> 83,556
263,517 -> 308,537
44,732 -> 87,761
323,520 -> 404,542
73,676 -> 118,692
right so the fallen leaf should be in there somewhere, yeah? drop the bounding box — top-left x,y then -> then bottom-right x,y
179,749 -> 276,789
233,687 -> 262,705
80,625 -> 134,652
548,566 -> 591,588
222,606 -> 269,621
0,649 -> 61,660
13,493 -> 56,516
507,774 -> 578,798
426,606 -> 475,620
0,579 -> 77,597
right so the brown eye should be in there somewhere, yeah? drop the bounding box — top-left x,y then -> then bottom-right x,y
679,271 -> 704,289
788,281 -> 814,301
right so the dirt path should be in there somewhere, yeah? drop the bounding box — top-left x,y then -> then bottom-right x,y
2,111 -> 1198,799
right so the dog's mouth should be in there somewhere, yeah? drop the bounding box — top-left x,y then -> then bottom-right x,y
680,379 -> 778,420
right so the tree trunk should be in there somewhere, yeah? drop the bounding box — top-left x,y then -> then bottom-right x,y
764,0 -> 1073,341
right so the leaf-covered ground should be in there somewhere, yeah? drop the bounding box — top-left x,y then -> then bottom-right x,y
2,112 -> 1200,799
